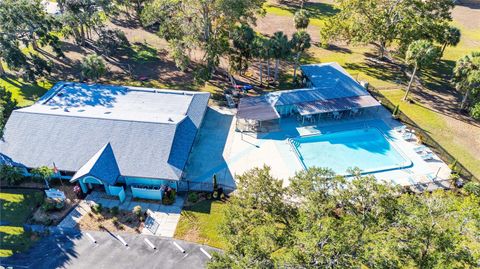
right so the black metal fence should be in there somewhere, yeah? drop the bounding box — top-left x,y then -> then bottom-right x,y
177,181 -> 236,193
368,86 -> 478,182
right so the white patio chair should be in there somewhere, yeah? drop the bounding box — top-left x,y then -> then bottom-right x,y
420,152 -> 435,161
394,125 -> 407,133
413,145 -> 430,154
402,132 -> 414,141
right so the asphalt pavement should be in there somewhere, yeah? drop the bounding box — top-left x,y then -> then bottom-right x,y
0,230 -> 219,269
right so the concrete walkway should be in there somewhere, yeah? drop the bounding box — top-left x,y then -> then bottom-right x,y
84,191 -> 184,237
57,200 -> 91,229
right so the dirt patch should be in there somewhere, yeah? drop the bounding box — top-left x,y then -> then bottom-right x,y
452,2 -> 480,30
78,208 -> 144,234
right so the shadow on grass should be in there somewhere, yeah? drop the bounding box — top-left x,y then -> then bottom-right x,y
273,1 -> 340,18
1,75 -> 49,104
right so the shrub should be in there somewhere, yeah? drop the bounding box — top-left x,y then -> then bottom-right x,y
110,206 -> 119,216
95,29 -> 130,56
112,217 -> 119,227
81,54 -> 107,82
464,182 -> 480,197
92,203 -> 103,214
139,216 -> 145,222
133,205 -> 142,217
41,198 -> 65,212
0,165 -> 25,185
188,192 -> 199,203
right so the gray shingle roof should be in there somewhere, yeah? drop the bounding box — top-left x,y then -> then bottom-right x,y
70,143 -> 121,185
0,83 -> 210,181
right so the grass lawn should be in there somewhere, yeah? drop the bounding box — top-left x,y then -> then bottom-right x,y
0,75 -> 51,107
379,90 -> 480,179
174,200 -> 227,249
0,189 -> 44,257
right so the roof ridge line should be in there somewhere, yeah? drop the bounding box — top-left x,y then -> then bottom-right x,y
14,110 -> 182,126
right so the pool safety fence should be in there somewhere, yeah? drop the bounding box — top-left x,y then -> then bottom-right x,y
368,86 -> 478,183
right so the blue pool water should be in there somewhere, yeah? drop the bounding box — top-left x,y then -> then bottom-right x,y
291,128 -> 412,175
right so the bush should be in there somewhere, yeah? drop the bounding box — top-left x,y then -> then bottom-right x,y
139,216 -> 145,222
95,29 -> 130,56
133,205 -> 142,217
188,192 -> 199,203
41,198 -> 65,212
112,216 -> 119,226
0,165 -> 25,185
110,206 -> 119,216
91,203 -> 103,214
464,182 -> 480,197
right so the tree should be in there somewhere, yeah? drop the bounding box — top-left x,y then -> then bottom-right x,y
209,167 -> 480,268
95,28 -> 130,56
270,31 -> 291,83
31,166 -> 54,188
81,54 -> 107,82
403,40 -> 439,101
436,26 -> 461,59
453,51 -> 480,115
59,0 -> 112,46
293,9 -> 309,30
229,24 -> 255,74
0,86 -> 17,138
322,0 -> 454,58
0,165 -> 24,185
290,31 -> 311,81
0,0 -> 62,76
141,0 -> 266,81
0,0 -> 62,52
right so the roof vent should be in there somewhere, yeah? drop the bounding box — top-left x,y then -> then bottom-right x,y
168,117 -> 173,122
104,111 -> 112,114
64,108 -> 70,112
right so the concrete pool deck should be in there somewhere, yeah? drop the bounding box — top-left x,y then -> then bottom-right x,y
185,106 -> 451,190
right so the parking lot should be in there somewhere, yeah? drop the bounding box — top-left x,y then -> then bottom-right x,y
0,230 -> 219,269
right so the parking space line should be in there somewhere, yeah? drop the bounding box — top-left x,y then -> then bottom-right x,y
173,241 -> 186,253
200,248 -> 212,259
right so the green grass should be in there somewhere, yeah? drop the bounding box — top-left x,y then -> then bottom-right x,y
174,199 -> 227,249
380,90 -> 480,179
131,43 -> 159,63
0,189 -> 44,257
0,76 -> 51,107
263,1 -> 339,27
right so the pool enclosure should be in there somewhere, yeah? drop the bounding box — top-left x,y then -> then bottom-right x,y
236,62 -> 381,132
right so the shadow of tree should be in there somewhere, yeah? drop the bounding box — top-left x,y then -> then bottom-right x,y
273,0 -> 340,19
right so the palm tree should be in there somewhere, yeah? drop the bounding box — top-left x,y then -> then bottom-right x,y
252,35 -> 270,85
453,51 -> 480,110
293,10 -> 309,30
81,54 -> 107,82
270,31 -> 291,83
438,26 -> 461,59
290,31 -> 311,81
403,40 -> 439,101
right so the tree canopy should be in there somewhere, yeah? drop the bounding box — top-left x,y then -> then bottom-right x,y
209,166 -> 480,268
141,0 -> 266,81
0,86 -> 17,138
322,0 -> 455,58
81,54 -> 107,82
403,40 -> 439,100
454,51 -> 480,119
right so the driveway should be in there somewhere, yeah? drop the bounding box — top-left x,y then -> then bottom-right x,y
0,230 -> 219,269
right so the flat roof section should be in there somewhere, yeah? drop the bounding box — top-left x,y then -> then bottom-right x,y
296,95 -> 381,116
237,96 -> 280,121
20,82 -> 209,124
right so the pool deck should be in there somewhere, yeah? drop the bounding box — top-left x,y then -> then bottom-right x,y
185,106 -> 451,191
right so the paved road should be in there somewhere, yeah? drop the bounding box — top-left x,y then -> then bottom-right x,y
0,230 -> 219,269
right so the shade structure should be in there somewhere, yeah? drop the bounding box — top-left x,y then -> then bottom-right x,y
237,96 -> 280,121
296,95 -> 381,116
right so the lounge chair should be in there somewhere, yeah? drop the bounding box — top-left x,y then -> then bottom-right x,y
394,126 -> 407,133
420,152 -> 435,161
426,173 -> 437,182
413,145 -> 431,154
408,177 -> 425,192
402,132 -> 415,141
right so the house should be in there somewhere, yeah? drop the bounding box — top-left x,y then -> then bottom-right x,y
236,62 -> 381,132
0,82 -> 210,201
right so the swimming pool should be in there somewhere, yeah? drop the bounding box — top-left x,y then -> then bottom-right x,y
290,127 -> 412,175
